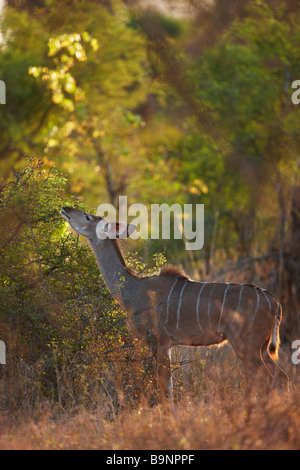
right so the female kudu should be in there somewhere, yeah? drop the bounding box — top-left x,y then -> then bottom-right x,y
61,206 -> 286,400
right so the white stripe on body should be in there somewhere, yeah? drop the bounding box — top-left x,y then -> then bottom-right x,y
261,289 -> 272,312
207,284 -> 217,329
176,280 -> 188,330
236,284 -> 245,314
247,286 -> 260,331
254,287 -> 260,319
166,278 -> 178,322
218,283 -> 231,331
195,282 -> 208,333
230,284 -> 245,329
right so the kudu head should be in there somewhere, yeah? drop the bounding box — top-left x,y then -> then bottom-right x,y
61,206 -> 135,241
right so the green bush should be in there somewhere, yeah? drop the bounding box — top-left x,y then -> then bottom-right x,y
0,159 -> 150,411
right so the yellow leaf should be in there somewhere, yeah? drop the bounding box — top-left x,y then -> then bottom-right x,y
189,186 -> 200,195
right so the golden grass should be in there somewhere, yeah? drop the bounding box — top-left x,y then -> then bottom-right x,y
0,367 -> 299,450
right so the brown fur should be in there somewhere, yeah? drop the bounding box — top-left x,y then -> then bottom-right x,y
159,265 -> 189,280
112,239 -> 136,275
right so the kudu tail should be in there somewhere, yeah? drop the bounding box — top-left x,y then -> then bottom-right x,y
268,302 -> 282,360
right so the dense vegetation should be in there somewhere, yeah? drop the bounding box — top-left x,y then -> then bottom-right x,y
0,0 -> 300,449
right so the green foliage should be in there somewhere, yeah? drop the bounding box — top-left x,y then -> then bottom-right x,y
0,0 -> 152,206
0,159 -> 131,406
28,32 -> 97,111
0,8 -> 52,159
0,159 -> 169,409
190,1 -> 300,170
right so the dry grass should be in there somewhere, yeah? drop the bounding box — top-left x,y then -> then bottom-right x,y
0,387 -> 299,450
0,345 -> 299,450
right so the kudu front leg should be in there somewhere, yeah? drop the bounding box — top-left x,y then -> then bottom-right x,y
156,346 -> 173,402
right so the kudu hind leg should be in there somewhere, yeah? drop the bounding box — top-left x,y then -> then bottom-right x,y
262,341 -> 290,388
251,338 -> 289,387
228,336 -> 273,385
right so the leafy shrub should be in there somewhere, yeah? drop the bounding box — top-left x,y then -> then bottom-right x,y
0,159 -> 158,411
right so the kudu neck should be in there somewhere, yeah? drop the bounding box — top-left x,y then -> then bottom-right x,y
89,236 -> 137,308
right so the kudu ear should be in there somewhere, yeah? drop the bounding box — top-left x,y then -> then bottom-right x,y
96,220 -> 136,240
